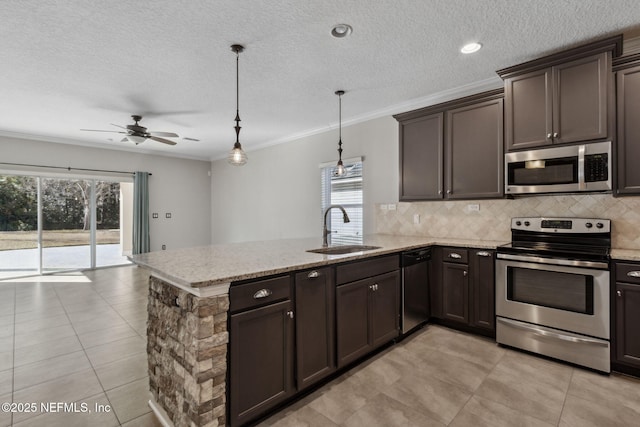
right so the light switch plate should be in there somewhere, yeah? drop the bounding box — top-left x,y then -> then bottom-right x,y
413,214 -> 420,224
166,213 -> 172,218
467,204 -> 480,212
152,213 -> 158,219
388,204 -> 397,211
380,204 -> 388,211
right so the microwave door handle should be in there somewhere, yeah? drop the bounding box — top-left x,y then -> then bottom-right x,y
578,144 -> 586,190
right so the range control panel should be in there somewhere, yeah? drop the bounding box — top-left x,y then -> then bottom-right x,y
511,217 -> 611,233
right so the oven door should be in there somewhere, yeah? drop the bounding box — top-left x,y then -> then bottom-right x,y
495,254 -> 609,340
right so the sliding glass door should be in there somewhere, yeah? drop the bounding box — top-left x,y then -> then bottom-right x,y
0,173 -> 131,279
0,175 -> 38,279
41,177 -> 92,273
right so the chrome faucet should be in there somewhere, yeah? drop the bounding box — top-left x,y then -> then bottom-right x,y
323,205 -> 350,247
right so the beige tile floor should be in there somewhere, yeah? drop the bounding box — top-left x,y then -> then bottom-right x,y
260,323 -> 640,427
0,266 -> 161,427
2,265 -> 640,427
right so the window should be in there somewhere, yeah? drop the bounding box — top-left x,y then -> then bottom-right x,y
321,158 -> 363,245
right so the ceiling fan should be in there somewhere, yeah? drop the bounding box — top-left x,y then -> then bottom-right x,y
81,115 -> 198,145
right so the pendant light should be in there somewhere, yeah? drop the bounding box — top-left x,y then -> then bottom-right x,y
335,90 -> 346,176
228,44 -> 248,166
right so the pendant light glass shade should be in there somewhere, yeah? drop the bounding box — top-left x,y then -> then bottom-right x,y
228,44 -> 248,166
228,141 -> 247,165
335,90 -> 346,176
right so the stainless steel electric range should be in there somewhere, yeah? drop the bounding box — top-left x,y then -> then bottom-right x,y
495,217 -> 611,372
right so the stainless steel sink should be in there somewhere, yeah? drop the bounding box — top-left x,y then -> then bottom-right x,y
306,245 -> 381,255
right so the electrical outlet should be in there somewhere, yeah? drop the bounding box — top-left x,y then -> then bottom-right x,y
380,204 -> 388,211
413,214 -> 420,224
152,213 -> 158,219
467,204 -> 480,212
388,203 -> 397,211
162,244 -> 166,250
166,213 -> 172,218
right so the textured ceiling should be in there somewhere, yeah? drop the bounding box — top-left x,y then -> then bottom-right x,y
1,0 -> 639,160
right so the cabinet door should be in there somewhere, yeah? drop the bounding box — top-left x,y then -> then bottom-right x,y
554,53 -> 609,145
446,98 -> 504,199
470,250 -> 495,331
370,271 -> 400,349
442,262 -> 469,324
616,64 -> 640,195
336,279 -> 370,367
504,68 -> 552,150
615,283 -> 640,368
295,268 -> 335,390
399,113 -> 444,200
230,300 -> 294,426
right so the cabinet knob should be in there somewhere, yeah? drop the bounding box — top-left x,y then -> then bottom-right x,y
476,251 -> 491,257
447,190 -> 452,194
627,271 -> 640,278
287,310 -> 294,319
438,190 -> 443,195
253,289 -> 272,299
547,133 -> 552,139
617,290 -> 622,297
308,270 -> 319,278
463,270 -> 468,276
553,132 -> 559,138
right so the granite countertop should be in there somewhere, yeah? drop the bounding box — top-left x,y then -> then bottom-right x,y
611,249 -> 640,262
130,234 -> 507,289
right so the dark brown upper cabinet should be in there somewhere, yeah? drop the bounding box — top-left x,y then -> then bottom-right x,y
614,53 -> 640,196
397,112 -> 443,200
498,35 -> 622,152
395,89 -> 504,201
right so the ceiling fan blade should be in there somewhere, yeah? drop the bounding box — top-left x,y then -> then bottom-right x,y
183,137 -> 200,142
149,136 -> 177,146
80,129 -> 126,133
109,123 -> 129,130
148,131 -> 179,137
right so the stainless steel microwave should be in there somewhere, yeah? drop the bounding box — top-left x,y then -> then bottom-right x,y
505,141 -> 612,195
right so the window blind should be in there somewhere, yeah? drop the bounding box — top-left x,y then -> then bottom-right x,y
320,160 -> 363,245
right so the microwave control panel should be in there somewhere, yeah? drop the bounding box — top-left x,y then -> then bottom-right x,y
585,153 -> 608,182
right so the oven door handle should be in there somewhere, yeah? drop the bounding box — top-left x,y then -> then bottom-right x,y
496,253 -> 608,269
498,318 -> 608,347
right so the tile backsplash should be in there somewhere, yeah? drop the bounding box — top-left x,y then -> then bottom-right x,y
376,194 -> 640,249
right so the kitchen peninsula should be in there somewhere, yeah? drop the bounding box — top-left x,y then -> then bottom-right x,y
131,234 -> 504,427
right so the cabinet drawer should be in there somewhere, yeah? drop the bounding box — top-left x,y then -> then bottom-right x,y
616,263 -> 640,285
443,248 -> 468,264
230,275 -> 292,313
336,255 -> 399,285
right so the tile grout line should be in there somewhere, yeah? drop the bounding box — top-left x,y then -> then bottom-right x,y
556,368 -> 575,427
10,283 -> 16,427
50,277 -> 126,427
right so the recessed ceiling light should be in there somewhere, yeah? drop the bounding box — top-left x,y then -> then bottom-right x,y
331,24 -> 353,38
461,42 -> 482,54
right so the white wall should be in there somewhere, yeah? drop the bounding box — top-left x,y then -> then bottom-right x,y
1,136 -> 211,252
210,116 -> 399,243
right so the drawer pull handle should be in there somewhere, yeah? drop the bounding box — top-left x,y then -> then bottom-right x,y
253,289 -> 272,299
449,253 -> 462,259
476,251 -> 491,257
627,271 -> 640,278
308,271 -> 319,278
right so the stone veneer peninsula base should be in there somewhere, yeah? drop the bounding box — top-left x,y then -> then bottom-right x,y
147,276 -> 230,427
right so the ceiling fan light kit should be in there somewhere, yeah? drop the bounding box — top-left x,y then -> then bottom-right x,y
81,114 -> 179,146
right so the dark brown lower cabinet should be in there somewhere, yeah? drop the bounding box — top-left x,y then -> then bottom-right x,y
336,271 -> 400,367
432,247 -> 495,335
615,283 -> 640,367
470,250 -> 495,331
614,261 -> 640,371
442,262 -> 469,323
294,268 -> 335,390
229,299 -> 294,426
